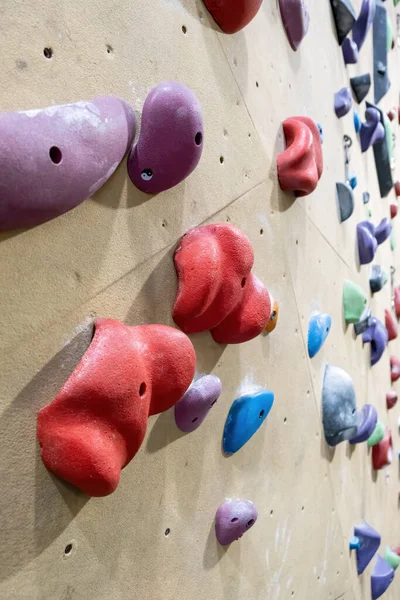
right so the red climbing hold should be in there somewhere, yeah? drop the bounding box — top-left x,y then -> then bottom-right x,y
37,319 -> 195,497
203,0 -> 262,34
277,117 -> 323,197
173,223 -> 272,344
372,428 -> 393,470
394,287 -> 400,319
395,181 -> 400,197
385,310 -> 398,341
390,204 -> 398,219
386,391 -> 398,410
390,356 -> 400,382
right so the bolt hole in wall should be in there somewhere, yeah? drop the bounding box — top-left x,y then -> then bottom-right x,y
220,156 -> 224,164
182,25 -> 187,34
164,528 -> 170,537
64,543 -> 73,556
255,81 -> 259,88
43,47 -> 53,59
49,146 -> 62,164
260,229 -> 264,235
106,44 -> 113,54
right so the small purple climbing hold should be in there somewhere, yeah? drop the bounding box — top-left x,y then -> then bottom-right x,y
278,0 -> 310,51
342,37 -> 359,64
357,220 -> 378,264
334,88 -> 353,118
127,81 -> 204,194
374,217 -> 392,245
352,0 -> 376,50
215,500 -> 258,545
355,521 -> 381,575
360,107 -> 385,153
174,375 -> 222,433
362,318 -> 388,366
371,555 -> 395,600
350,404 -> 378,444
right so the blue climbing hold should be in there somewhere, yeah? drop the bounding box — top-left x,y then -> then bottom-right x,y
308,313 -> 332,358
354,111 -> 361,133
349,174 -> 358,189
223,391 -> 274,455
317,122 -> 323,144
350,536 -> 361,550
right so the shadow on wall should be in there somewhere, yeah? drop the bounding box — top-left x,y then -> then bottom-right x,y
269,127 -> 296,214
0,325 -> 93,582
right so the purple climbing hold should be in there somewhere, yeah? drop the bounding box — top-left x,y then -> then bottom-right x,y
0,96 -> 136,231
357,220 -> 378,264
362,318 -> 388,366
128,81 -> 204,194
174,375 -> 222,433
334,88 -> 353,118
371,555 -> 395,600
374,217 -> 392,245
360,107 -> 385,153
350,404 -> 378,444
278,0 -> 310,51
354,522 -> 381,575
352,0 -> 376,50
342,37 -> 359,64
215,500 -> 258,545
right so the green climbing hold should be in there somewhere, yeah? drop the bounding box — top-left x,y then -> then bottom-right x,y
343,280 -> 368,324
368,421 -> 385,447
368,208 -> 372,218
391,228 -> 397,251
384,547 -> 400,570
387,16 -> 393,53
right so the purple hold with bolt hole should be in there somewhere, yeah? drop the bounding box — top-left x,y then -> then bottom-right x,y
215,500 -> 258,545
334,88 -> 353,118
357,221 -> 378,264
174,375 -> 222,433
374,217 -> 392,245
362,318 -> 388,366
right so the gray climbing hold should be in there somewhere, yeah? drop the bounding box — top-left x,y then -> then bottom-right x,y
336,181 -> 354,222
330,0 -> 357,45
322,364 -> 358,447
373,1 -> 391,104
350,73 -> 371,103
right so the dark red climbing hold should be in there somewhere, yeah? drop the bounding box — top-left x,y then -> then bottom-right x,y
390,204 -> 398,219
372,428 -> 393,470
385,310 -> 398,341
203,0 -> 262,34
386,391 -> 398,410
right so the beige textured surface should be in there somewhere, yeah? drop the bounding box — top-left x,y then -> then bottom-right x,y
0,0 -> 399,598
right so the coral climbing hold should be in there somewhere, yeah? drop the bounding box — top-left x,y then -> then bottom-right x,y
352,0 -> 376,50
278,0 -> 310,51
390,356 -> 400,382
223,390 -> 274,454
37,319 -> 196,497
307,313 -> 332,358
265,299 -> 279,333
174,375 -> 222,433
386,391 -> 398,410
370,265 -> 388,294
354,522 -> 381,575
371,556 -> 395,600
203,0 -> 262,34
368,421 -> 385,447
0,96 -> 136,230
350,74 -> 371,104
390,204 -> 398,219
350,404 -> 377,444
215,500 -> 258,545
343,280 -> 367,324
372,428 -> 393,470
360,107 -> 385,152
385,310 -> 398,341
334,88 -> 353,118
172,223 -> 272,344
362,318 -> 388,366
277,117 -> 323,197
322,364 -> 358,447
357,221 -> 377,265
128,81 -> 203,194
330,0 -> 356,45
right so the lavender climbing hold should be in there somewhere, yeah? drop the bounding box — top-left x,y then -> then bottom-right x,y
353,0 -> 377,50
370,265 -> 388,294
223,391 -> 274,454
373,1 -> 391,104
354,111 -> 361,133
335,88 -> 353,118
375,217 -> 392,244
174,375 -> 222,433
371,555 -> 395,600
350,404 -> 378,443
350,73 -> 371,104
215,500 -> 258,545
337,182 -> 354,222
330,0 -> 357,45
0,96 -> 136,231
308,313 -> 332,358
360,108 -> 385,152
278,0 -> 310,51
127,81 -> 204,194
354,522 -> 381,574
357,220 -> 378,264
322,365 -> 358,447
362,318 -> 388,365
342,37 -> 359,63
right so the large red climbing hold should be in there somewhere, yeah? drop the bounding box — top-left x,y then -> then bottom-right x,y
37,319 -> 196,497
173,223 -> 272,344
385,310 -> 398,341
277,117 -> 323,197
203,0 -> 262,34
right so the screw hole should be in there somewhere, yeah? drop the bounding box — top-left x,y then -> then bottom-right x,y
301,506 -> 305,511
260,228 -> 264,235
139,382 -> 146,396
256,81 -> 259,88
44,47 -> 53,59
270,510 -> 274,516
191,417 -> 198,423
195,131 -> 202,146
106,44 -> 113,54
162,220 -> 167,228
271,311 -> 277,322
64,543 -> 73,556
284,417 -> 287,423
241,277 -> 246,288
165,528 -> 170,536
296,239 -> 298,245
49,146 -> 62,164
182,25 -> 187,34
231,517 -> 239,523
246,519 -> 254,528
220,156 -> 224,164
259,410 -> 265,419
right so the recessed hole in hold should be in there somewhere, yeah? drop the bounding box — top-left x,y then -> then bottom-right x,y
64,543 -> 73,556
195,131 -> 202,146
241,277 -> 246,288
191,417 -> 198,423
260,228 -> 264,235
220,156 -> 224,164
49,146 -> 62,164
139,382 -> 146,396
246,519 -> 254,527
165,528 -> 170,536
44,47 -> 53,59
259,410 -> 265,419
231,517 -> 239,523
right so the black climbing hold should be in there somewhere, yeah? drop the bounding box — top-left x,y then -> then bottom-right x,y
330,0 -> 357,45
350,73 -> 371,103
373,1 -> 390,104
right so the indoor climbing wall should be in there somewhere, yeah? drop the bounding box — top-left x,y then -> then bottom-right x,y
1,0 -> 400,598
